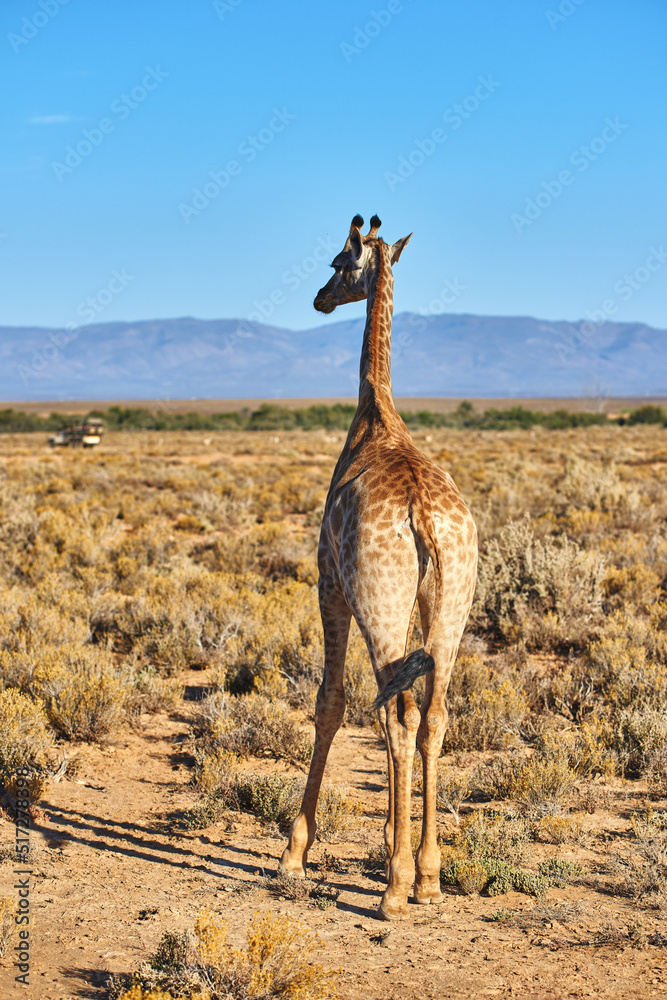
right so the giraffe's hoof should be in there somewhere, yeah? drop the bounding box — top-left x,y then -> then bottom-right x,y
379,889 -> 410,921
378,901 -> 409,921
414,880 -> 443,905
278,849 -> 307,879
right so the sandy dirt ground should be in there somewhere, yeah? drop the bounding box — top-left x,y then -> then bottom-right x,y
2,668 -> 667,1000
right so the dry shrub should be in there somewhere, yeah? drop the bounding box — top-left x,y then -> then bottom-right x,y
558,455 -> 643,520
362,843 -> 387,874
112,908 -> 337,1000
473,517 -> 606,650
233,776 -> 359,842
107,522 -> 178,589
453,809 -> 531,864
585,606 -> 667,711
192,521 -> 315,581
536,857 -> 584,885
445,655 -> 527,750
0,689 -> 55,794
205,772 -> 303,832
219,582 -> 323,699
434,766 -> 471,824
217,579 -> 371,718
542,605 -> 667,723
315,785 -> 362,842
192,745 -> 237,794
29,644 -> 132,740
602,563 -> 662,610
127,666 -> 183,716
612,810 -> 667,911
454,860 -> 488,895
0,591 -> 91,655
174,514 -> 206,533
473,733 -> 578,817
563,719 -> 617,777
342,651 -> 377,726
263,870 -> 339,910
614,708 -> 667,794
413,763 -> 470,823
644,748 -> 667,799
475,723 -> 615,816
92,584 -> 220,674
535,814 -> 588,845
189,751 -> 358,841
503,751 -> 576,818
192,691 -> 312,765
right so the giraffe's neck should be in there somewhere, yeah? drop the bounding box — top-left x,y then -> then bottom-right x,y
357,241 -> 400,425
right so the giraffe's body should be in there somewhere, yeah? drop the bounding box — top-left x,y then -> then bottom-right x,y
280,215 -> 478,919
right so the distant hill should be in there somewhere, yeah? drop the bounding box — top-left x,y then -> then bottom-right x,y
1,312 -> 665,401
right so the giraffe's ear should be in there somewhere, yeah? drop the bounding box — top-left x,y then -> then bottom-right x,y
349,227 -> 363,259
390,234 -> 412,264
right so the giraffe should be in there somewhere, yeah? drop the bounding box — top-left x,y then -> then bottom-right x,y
280,214 -> 478,920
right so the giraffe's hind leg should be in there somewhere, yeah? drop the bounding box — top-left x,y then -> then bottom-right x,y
414,589 -> 470,904
414,667 -> 448,904
378,682 -> 421,920
377,711 -> 395,878
279,580 -> 350,877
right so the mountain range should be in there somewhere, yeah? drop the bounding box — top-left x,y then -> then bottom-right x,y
1,312 -> 665,402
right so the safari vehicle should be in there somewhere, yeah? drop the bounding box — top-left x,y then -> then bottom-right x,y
48,418 -> 104,448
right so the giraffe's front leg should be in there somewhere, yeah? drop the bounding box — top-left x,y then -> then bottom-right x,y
280,584 -> 350,877
379,690 -> 420,920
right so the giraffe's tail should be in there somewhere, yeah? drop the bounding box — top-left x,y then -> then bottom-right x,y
411,496 -> 447,660
372,496 -> 447,712
372,648 -> 434,711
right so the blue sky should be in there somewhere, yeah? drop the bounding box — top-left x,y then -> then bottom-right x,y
2,0 -> 666,333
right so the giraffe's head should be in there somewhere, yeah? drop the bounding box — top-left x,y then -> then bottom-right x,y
314,215 -> 411,314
